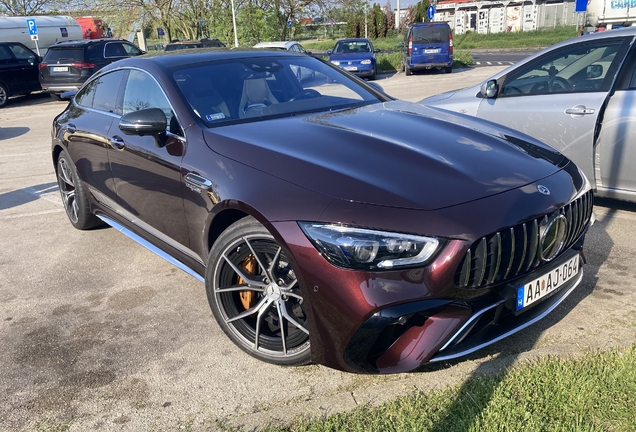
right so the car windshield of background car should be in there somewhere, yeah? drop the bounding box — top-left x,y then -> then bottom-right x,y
412,27 -> 449,44
172,56 -> 381,127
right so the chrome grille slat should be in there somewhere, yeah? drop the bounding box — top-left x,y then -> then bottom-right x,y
503,227 -> 515,279
473,238 -> 488,287
515,223 -> 528,276
524,219 -> 539,272
455,191 -> 593,289
486,232 -> 502,285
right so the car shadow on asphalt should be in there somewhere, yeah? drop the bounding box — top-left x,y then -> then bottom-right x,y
0,182 -> 59,211
0,126 -> 30,140
412,203 -> 615,430
3,91 -> 57,109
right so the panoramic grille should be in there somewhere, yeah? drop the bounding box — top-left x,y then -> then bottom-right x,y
455,190 -> 593,289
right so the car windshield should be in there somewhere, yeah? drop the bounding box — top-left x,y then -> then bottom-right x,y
333,41 -> 371,54
412,27 -> 450,44
172,55 -> 382,127
44,48 -> 84,62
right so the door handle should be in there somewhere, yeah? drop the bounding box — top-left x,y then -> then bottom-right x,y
185,173 -> 212,189
565,105 -> 595,116
109,136 -> 126,150
67,123 -> 76,133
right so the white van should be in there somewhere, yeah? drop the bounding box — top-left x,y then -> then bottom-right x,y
0,16 -> 83,55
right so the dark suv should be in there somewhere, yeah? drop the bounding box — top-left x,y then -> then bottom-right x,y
402,22 -> 453,75
39,38 -> 144,100
0,42 -> 42,108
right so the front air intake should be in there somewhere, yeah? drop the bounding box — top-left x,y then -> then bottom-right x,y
455,190 -> 593,289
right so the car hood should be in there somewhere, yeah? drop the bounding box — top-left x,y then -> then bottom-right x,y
419,85 -> 483,116
329,52 -> 374,62
203,101 -> 567,211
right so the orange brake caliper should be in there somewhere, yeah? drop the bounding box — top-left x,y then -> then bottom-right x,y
237,255 -> 258,310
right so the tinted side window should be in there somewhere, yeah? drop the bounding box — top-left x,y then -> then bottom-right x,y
122,70 -> 181,135
77,71 -> 125,113
122,43 -> 142,56
86,44 -> 103,61
8,44 -> 36,61
0,45 -> 13,64
75,79 -> 97,107
104,43 -> 128,57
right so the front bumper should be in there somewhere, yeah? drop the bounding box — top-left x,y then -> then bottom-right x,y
271,171 -> 593,374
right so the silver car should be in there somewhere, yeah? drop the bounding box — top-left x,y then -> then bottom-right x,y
421,27 -> 636,203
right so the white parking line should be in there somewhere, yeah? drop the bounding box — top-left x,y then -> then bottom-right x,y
0,208 -> 64,219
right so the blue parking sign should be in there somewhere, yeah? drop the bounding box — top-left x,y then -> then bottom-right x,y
26,18 -> 38,36
427,5 -> 435,20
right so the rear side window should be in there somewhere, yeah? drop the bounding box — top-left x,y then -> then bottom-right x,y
86,44 -> 103,62
44,48 -> 84,62
0,45 -> 13,64
75,70 -> 125,113
412,26 -> 450,44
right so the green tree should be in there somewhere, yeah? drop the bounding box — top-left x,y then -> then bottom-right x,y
413,0 -> 431,23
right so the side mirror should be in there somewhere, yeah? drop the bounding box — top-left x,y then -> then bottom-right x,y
368,82 -> 385,93
307,51 -> 313,56
327,50 -> 332,55
398,42 -> 404,47
481,79 -> 498,98
586,64 -> 603,79
119,108 -> 167,145
374,49 -> 381,53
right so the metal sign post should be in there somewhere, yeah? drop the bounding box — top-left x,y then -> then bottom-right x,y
26,18 -> 40,56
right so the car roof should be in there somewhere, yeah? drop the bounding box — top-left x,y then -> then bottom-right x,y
253,41 -> 298,49
167,40 -> 202,45
336,38 -> 371,43
49,38 -> 128,48
410,22 -> 451,28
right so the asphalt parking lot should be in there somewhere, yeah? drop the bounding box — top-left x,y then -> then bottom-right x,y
1,67 -> 636,432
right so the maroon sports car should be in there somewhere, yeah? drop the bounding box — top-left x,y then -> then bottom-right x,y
52,50 -> 594,373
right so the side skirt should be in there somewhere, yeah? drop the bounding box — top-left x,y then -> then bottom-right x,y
97,214 -> 205,283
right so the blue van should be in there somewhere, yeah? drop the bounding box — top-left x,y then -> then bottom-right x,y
402,22 -> 453,75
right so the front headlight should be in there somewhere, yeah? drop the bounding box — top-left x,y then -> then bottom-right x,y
361,59 -> 372,65
299,223 -> 443,270
330,60 -> 340,66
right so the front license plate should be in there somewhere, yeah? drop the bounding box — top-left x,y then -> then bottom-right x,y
516,254 -> 579,312
424,49 -> 440,54
344,66 -> 358,71
51,66 -> 68,72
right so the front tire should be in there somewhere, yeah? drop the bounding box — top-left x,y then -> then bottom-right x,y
56,150 -> 103,230
206,217 -> 311,365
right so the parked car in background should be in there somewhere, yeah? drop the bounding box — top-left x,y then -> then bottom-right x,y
328,38 -> 377,79
252,40 -> 311,55
252,41 -> 314,81
52,49 -> 593,374
200,38 -> 226,48
39,38 -> 144,100
402,22 -> 453,75
421,27 -> 636,203
0,41 -> 42,108
165,40 -> 203,51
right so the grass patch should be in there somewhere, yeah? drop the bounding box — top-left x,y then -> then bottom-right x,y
264,345 -> 636,432
453,26 -> 579,49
